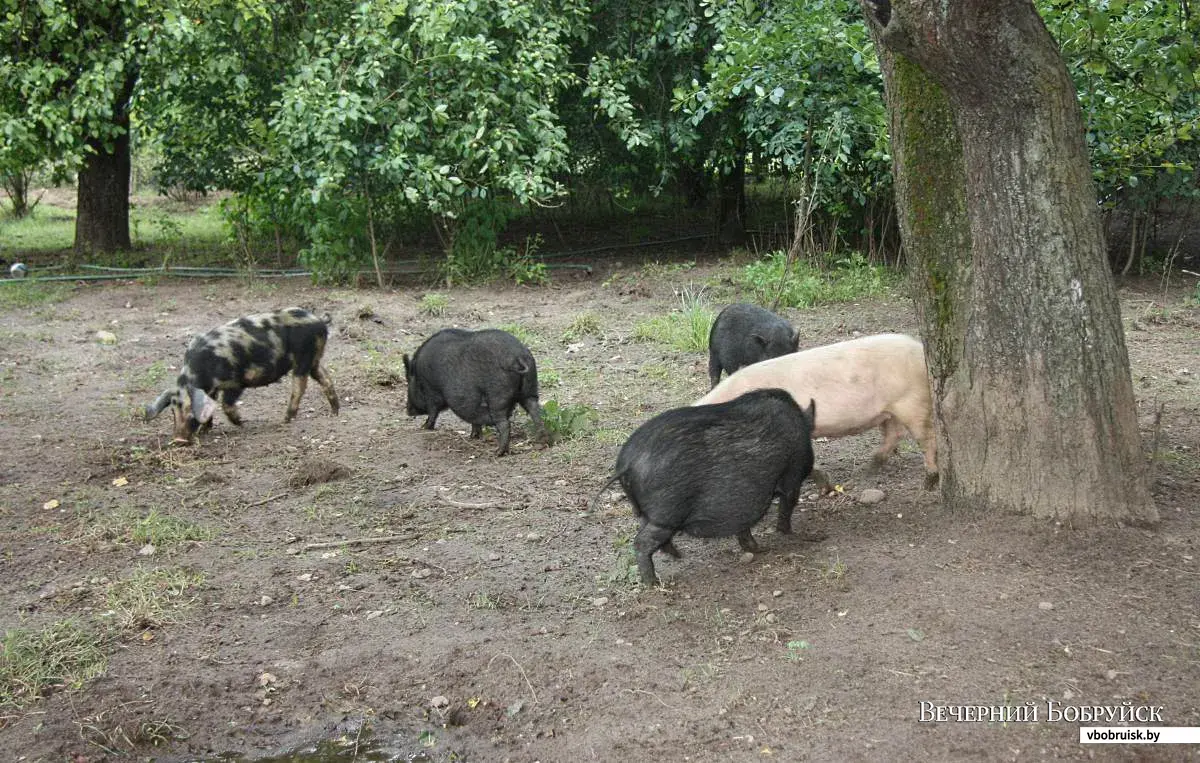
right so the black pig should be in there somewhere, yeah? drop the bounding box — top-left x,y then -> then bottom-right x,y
145,308 -> 339,444
595,388 -> 816,585
403,328 -> 545,455
707,303 -> 799,388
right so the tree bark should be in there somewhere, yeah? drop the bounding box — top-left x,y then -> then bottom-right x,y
74,71 -> 136,256
862,0 -> 1156,525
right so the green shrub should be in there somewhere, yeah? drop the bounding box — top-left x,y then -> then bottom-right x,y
536,399 -> 598,442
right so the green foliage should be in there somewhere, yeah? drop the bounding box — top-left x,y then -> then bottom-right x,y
737,251 -> 896,309
246,0 -> 580,279
1043,1 -> 1199,210
632,290 -> 715,351
419,293 -> 450,317
784,640 -> 811,662
0,620 -> 107,709
676,0 -> 891,240
538,366 -> 562,389
537,399 -> 598,442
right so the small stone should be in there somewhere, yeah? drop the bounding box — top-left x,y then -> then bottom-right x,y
137,543 -> 156,557
592,597 -> 609,607
297,573 -> 313,582
1105,669 -> 1118,681
95,330 -> 118,345
365,610 -> 383,620
765,614 -> 777,623
858,488 -> 886,505
411,568 -> 433,579
525,532 -> 543,542
757,603 -> 769,612
773,590 -> 783,597
257,672 -> 277,687
741,552 -> 755,562
431,695 -> 450,709
488,553 -> 501,562
1038,601 -> 1054,611
259,595 -> 274,606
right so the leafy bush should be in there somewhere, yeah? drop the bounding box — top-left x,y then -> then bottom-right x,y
537,399 -> 598,442
737,251 -> 896,308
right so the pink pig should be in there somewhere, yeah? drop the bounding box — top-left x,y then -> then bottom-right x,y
696,333 -> 938,489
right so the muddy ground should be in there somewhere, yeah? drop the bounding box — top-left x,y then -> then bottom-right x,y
1,260 -> 1198,762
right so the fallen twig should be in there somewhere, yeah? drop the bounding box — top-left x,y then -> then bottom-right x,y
440,498 -> 504,510
488,652 -> 538,703
303,534 -> 418,551
246,492 -> 288,508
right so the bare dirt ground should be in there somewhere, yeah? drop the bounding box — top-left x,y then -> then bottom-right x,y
1,260 -> 1198,762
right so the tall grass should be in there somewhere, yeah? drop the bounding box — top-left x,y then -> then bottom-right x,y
737,251 -> 897,308
632,288 -> 715,352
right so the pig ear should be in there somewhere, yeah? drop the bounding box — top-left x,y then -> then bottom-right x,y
189,387 -> 218,424
145,389 -> 175,420
751,333 -> 768,348
790,330 -> 801,349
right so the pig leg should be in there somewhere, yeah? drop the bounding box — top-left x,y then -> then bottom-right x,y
707,356 -> 722,389
735,530 -> 761,553
494,416 -> 511,456
871,417 -> 906,467
521,398 -> 548,444
661,540 -> 682,558
422,410 -> 441,430
908,413 -> 939,489
470,424 -> 483,439
633,522 -> 677,585
220,388 -> 244,427
775,489 -> 801,534
310,362 -> 339,415
286,374 -> 309,422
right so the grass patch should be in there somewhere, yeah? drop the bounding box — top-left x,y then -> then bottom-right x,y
102,566 -> 204,632
0,619 -> 107,710
419,293 -> 450,316
79,508 -> 213,550
631,289 -> 715,352
0,282 -> 72,311
561,312 -> 602,342
539,365 -> 562,389
737,251 -> 897,308
492,322 -> 539,348
0,203 -> 75,250
364,344 -> 404,387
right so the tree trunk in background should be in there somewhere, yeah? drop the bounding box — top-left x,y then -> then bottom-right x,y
74,71 -> 135,256
862,0 -> 1156,525
717,150 -> 747,246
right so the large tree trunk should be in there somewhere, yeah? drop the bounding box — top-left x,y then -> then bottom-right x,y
74,71 -> 136,256
862,0 -> 1156,525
